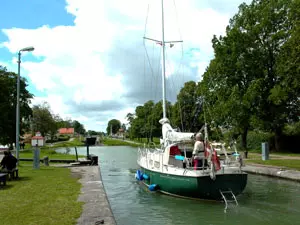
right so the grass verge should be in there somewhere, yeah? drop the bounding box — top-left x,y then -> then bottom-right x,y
19,149 -> 84,160
50,138 -> 85,148
103,138 -> 140,147
0,163 -> 83,225
247,159 -> 300,171
131,137 -> 160,145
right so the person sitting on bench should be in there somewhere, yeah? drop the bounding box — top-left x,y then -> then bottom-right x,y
0,151 -> 18,172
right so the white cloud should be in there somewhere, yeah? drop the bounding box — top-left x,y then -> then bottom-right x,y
1,0 -> 249,131
31,95 -> 70,117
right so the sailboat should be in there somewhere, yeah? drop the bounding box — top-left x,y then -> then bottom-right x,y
136,0 -> 247,201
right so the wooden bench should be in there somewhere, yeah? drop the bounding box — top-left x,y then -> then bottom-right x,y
0,173 -> 6,186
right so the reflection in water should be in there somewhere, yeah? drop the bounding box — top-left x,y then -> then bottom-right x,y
56,146 -> 300,225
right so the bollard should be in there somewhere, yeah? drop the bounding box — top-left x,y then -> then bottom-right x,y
91,155 -> 98,165
262,142 -> 269,160
33,145 -> 40,169
43,156 -> 49,166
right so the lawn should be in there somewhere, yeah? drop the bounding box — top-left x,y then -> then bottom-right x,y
269,152 -> 300,157
247,159 -> 300,171
19,149 -> 84,160
50,138 -> 85,148
0,163 -> 83,225
18,138 -> 86,161
103,138 -> 140,147
131,137 -> 160,145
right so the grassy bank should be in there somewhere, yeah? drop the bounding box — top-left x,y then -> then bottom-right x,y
18,138 -> 85,160
0,163 -> 83,225
19,149 -> 83,160
247,159 -> 300,171
131,137 -> 160,145
246,152 -> 300,170
49,138 -> 85,148
103,138 -> 140,147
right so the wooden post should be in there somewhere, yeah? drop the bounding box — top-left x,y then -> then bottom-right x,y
86,144 -> 89,159
75,146 -> 78,161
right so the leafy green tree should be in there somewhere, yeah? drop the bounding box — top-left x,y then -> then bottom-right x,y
126,113 -> 135,125
31,102 -> 57,138
258,0 -> 300,150
121,123 -> 126,131
201,0 -> 299,152
72,120 -> 86,134
239,0 -> 299,151
87,130 -> 99,136
0,66 -> 33,146
106,119 -> 121,135
172,81 -> 203,132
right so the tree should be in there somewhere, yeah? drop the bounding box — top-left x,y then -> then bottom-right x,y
0,66 -> 33,146
87,130 -> 99,136
172,81 -> 203,132
260,0 -> 300,150
106,119 -> 121,135
125,113 -> 135,126
240,0 -> 299,151
201,0 -> 299,152
121,123 -> 126,132
72,120 -> 86,134
31,102 -> 57,138
126,100 -> 173,141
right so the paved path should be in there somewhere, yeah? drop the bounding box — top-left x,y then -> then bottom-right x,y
248,152 -> 300,160
70,166 -> 116,225
243,164 -> 300,182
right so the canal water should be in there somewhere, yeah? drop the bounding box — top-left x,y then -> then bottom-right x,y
57,146 -> 300,225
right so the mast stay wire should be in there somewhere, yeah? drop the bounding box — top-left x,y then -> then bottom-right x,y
143,0 -> 188,139
143,1 -> 163,142
167,0 -> 185,131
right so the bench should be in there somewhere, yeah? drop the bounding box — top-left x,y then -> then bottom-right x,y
0,173 -> 6,186
5,168 -> 19,180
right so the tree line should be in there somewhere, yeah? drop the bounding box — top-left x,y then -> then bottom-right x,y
119,0 -> 300,152
0,66 -> 88,147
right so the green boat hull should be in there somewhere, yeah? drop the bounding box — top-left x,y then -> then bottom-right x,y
140,167 -> 248,200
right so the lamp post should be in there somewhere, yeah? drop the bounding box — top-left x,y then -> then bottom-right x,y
16,46 -> 34,164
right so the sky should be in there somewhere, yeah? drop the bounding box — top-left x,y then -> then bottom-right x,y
0,0 -> 251,132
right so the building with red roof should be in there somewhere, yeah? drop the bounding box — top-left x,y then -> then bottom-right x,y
58,128 -> 75,135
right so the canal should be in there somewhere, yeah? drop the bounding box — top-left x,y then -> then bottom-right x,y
57,146 -> 300,225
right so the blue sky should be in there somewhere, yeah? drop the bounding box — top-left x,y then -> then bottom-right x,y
0,0 -> 75,97
0,0 -> 251,131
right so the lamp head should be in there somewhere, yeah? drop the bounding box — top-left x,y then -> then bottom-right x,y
20,46 -> 34,52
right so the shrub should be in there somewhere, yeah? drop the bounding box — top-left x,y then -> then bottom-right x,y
237,130 -> 273,151
58,135 -> 70,141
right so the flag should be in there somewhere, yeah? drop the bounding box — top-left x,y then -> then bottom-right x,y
204,141 -> 211,158
212,149 -> 221,171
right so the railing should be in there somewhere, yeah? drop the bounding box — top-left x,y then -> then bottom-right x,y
137,146 -> 244,175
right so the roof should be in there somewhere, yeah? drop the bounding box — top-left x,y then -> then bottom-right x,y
58,128 -> 75,134
0,145 -> 9,150
32,136 -> 44,140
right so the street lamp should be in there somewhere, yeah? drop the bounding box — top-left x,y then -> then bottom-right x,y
16,46 -> 34,164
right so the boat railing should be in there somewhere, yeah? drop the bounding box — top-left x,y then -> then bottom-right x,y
167,154 -> 243,174
147,142 -> 158,149
138,146 -> 243,174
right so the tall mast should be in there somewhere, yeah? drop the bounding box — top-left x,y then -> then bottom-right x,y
161,0 -> 167,119
143,0 -> 182,120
